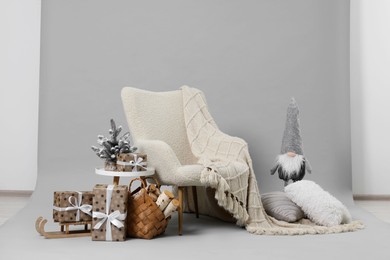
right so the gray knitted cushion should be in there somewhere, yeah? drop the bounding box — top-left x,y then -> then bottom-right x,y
261,191 -> 304,223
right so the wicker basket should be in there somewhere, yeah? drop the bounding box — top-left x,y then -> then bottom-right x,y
127,177 -> 168,239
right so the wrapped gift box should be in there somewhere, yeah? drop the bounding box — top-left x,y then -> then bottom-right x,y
53,191 -> 93,222
116,153 -> 147,172
92,184 -> 128,241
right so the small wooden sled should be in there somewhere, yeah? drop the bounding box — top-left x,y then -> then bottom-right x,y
35,216 -> 92,239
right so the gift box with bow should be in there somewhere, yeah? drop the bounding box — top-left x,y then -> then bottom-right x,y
53,191 -> 93,223
116,153 -> 147,172
92,184 -> 128,241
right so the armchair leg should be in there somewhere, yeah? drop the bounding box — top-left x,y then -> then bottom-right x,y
192,186 -> 199,218
178,186 -> 184,236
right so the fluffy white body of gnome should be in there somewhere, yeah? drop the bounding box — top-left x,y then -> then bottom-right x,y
276,154 -> 305,176
285,180 -> 352,227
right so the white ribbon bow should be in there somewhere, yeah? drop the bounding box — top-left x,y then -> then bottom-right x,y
92,185 -> 127,241
129,155 -> 147,172
53,191 -> 92,221
117,154 -> 147,172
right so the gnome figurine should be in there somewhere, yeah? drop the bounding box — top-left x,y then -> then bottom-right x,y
270,98 -> 312,186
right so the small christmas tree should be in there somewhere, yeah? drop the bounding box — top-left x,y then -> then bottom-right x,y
91,119 -> 137,170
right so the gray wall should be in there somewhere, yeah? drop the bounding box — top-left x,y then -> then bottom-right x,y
39,0 -> 351,196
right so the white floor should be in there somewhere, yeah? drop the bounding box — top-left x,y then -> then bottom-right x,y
354,200 -> 390,224
0,194 -> 30,226
0,193 -> 389,226
1,193 -> 390,259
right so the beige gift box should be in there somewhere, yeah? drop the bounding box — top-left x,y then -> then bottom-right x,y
116,153 -> 147,172
53,191 -> 93,223
92,184 -> 128,241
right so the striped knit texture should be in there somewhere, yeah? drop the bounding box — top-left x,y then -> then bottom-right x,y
182,86 -> 363,235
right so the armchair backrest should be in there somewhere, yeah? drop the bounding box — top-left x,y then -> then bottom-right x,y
121,87 -> 198,165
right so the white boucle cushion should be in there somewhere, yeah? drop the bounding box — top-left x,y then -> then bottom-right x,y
284,180 -> 352,227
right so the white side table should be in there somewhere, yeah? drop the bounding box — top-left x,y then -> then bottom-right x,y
95,167 -> 155,185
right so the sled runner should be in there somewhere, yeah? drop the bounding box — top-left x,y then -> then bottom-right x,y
35,216 -> 91,239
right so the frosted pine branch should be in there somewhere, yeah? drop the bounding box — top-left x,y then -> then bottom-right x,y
91,119 -> 137,162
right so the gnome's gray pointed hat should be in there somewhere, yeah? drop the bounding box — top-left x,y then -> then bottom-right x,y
280,97 -> 304,155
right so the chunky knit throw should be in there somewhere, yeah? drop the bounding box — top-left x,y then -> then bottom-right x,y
182,86 -> 363,235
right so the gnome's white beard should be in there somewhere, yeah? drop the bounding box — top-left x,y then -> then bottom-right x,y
277,154 -> 304,176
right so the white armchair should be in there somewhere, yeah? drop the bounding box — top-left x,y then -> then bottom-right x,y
121,87 -> 204,235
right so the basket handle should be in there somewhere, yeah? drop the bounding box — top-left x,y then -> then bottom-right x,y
143,176 -> 161,189
129,177 -> 147,195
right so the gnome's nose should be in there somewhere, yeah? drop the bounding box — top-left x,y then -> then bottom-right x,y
287,152 -> 296,157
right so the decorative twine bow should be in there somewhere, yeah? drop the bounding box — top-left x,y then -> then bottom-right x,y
53,191 -> 92,221
92,185 -> 127,241
117,154 -> 147,172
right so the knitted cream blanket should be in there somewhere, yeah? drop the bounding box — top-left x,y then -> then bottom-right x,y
182,86 -> 363,235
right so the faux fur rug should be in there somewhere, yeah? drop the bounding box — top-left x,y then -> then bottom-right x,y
181,85 -> 363,235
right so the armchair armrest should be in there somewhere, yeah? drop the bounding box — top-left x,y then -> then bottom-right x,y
135,139 -> 182,185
